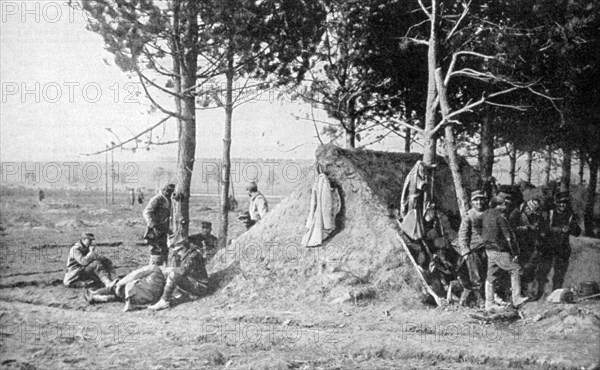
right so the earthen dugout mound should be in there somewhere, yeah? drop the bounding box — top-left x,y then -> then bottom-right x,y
210,144 -> 480,305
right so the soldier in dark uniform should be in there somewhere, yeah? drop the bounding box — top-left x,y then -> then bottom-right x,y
148,239 -> 209,310
190,221 -> 219,260
143,183 -> 175,266
533,191 -> 581,298
509,197 -> 546,297
482,193 -> 529,311
238,210 -> 255,230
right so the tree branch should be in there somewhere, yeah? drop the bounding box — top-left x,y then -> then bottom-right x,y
80,116 -> 172,156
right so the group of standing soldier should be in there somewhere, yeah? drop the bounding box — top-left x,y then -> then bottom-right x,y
63,181 -> 269,311
458,190 -> 580,312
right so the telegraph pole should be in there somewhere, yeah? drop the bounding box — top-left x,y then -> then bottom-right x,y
111,149 -> 115,204
105,146 -> 109,205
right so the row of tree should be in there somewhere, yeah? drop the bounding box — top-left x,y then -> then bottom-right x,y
78,0 -> 599,238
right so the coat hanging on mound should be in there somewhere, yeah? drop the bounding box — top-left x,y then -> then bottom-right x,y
301,173 -> 341,247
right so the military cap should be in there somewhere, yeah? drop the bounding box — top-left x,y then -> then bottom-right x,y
201,221 -> 212,229
554,191 -> 570,203
245,181 -> 258,191
162,183 -> 176,192
238,210 -> 251,220
81,232 -> 95,240
470,190 -> 486,201
494,192 -> 513,204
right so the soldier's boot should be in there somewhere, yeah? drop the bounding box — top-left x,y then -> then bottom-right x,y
473,290 -> 485,309
89,294 -> 116,304
511,272 -> 529,308
459,289 -> 471,307
485,280 -> 505,312
99,275 -> 114,288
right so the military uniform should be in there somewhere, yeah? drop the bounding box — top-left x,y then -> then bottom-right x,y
249,191 -> 268,221
158,245 -> 209,306
509,199 -> 546,290
481,194 -> 529,310
143,185 -> 174,265
64,234 -> 113,287
535,192 -> 580,294
457,205 -> 487,304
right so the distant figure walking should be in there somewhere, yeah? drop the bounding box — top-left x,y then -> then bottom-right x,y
137,188 -> 145,204
38,188 -> 45,202
129,188 -> 135,206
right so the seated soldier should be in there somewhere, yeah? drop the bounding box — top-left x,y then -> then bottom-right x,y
85,264 -> 166,312
238,210 -> 255,230
148,239 -> 209,310
190,221 -> 219,260
63,233 -> 115,288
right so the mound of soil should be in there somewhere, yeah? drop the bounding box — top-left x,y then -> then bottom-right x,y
54,219 -> 91,228
210,144 -> 479,305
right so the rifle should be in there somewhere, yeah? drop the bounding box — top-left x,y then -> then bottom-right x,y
394,220 -> 445,307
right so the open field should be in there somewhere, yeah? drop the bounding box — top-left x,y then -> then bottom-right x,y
1,187 -> 599,370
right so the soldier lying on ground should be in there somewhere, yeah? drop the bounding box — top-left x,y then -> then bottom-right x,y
64,233 -> 115,288
85,265 -> 166,312
148,239 -> 209,311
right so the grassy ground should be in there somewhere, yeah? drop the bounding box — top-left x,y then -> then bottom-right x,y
1,187 -> 599,370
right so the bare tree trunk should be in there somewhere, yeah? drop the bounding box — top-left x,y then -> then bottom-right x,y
218,47 -> 234,249
579,149 -> 585,184
543,145 -> 552,186
422,0 -> 439,166
509,144 -> 517,186
479,111 -> 494,179
560,148 -> 572,192
436,68 -> 468,218
172,0 -> 199,240
584,156 -> 598,237
525,149 -> 533,184
345,117 -> 356,149
404,127 -> 411,153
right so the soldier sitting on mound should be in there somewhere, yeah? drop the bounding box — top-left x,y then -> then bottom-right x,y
148,239 -> 209,310
64,233 -> 115,288
190,221 -> 219,260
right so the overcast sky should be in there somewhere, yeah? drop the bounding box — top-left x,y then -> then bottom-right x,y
0,1 -> 406,163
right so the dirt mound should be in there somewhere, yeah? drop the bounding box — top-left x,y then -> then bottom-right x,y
210,144 -> 479,305
563,236 -> 600,290
54,219 -> 91,228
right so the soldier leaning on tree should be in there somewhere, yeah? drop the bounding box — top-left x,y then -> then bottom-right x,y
143,183 -> 175,266
456,190 -> 488,308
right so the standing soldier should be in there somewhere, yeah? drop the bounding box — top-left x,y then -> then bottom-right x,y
534,191 -> 581,298
129,188 -> 135,206
137,188 -> 145,204
457,190 -> 488,308
481,193 -> 529,311
143,183 -> 175,266
246,181 -> 268,223
509,198 -> 545,298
